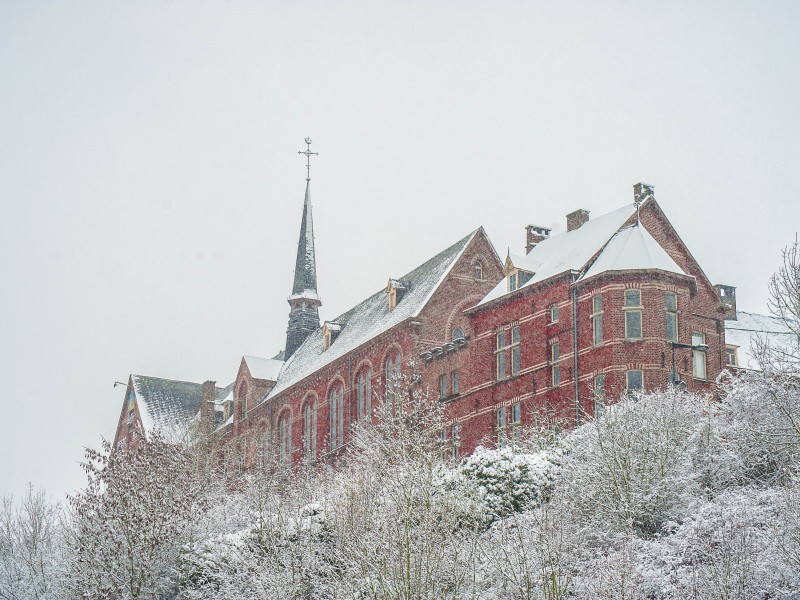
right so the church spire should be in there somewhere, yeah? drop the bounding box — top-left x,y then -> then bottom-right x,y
284,138 -> 322,361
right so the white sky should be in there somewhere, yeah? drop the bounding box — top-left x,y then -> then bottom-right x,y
1,1 -> 799,500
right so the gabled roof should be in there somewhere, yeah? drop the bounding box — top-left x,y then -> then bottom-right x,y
243,355 -> 284,381
131,375 -> 232,440
725,311 -> 799,371
476,203 -> 638,308
581,223 -> 687,281
268,229 -> 481,397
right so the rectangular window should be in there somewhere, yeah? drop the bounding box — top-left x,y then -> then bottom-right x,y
511,326 -> 521,374
451,423 -> 461,460
509,272 -> 518,292
665,292 -> 678,343
512,402 -> 522,444
692,332 -> 707,380
550,304 -> 559,323
451,370 -> 459,395
594,373 -> 605,414
496,406 -> 507,446
624,289 -> 643,339
551,340 -> 560,387
626,369 -> 643,393
591,294 -> 603,346
439,373 -> 447,398
725,346 -> 738,367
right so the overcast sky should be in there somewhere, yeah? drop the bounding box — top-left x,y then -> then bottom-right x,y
1,1 -> 798,500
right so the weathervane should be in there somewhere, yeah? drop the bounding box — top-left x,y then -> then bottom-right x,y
298,137 -> 318,181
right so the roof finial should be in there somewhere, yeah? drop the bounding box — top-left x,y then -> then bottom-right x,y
297,137 -> 318,181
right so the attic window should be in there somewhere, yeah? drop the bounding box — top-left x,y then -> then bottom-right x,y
387,279 -> 407,310
474,261 -> 484,280
323,322 -> 342,351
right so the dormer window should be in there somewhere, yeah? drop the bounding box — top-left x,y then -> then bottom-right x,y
505,257 -> 534,293
387,279 -> 407,310
323,321 -> 342,351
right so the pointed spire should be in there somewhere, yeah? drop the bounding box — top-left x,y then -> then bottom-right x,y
291,179 -> 318,296
285,139 -> 322,360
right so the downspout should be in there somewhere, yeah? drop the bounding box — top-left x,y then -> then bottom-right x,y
572,273 -> 580,426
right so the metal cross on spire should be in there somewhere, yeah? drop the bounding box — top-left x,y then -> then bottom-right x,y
297,137 -> 318,181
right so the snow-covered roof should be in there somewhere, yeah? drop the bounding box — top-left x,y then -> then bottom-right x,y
725,311 -> 798,371
243,355 -> 284,381
581,223 -> 687,281
131,375 -> 233,440
268,229 -> 480,398
476,203 -> 638,308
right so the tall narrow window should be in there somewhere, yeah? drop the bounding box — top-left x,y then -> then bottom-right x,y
239,381 -> 248,419
451,423 -> 461,460
594,373 -> 605,415
626,370 -> 643,393
624,289 -> 643,339
474,261 -> 483,280
356,368 -> 372,422
551,339 -> 560,386
385,352 -> 402,407
509,272 -> 518,292
329,383 -> 345,449
592,294 -> 603,346
692,332 -> 707,380
496,331 -> 507,380
278,412 -> 291,465
511,326 -> 521,374
665,292 -> 678,343
512,402 -> 522,444
496,406 -> 507,447
439,373 -> 447,399
550,304 -> 559,323
451,370 -> 459,395
262,425 -> 270,467
303,400 -> 316,462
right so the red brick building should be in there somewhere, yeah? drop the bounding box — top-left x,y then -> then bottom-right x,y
114,176 -> 735,466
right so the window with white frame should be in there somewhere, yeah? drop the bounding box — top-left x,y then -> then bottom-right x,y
626,369 -> 643,393
451,423 -> 461,460
550,304 -> 559,323
303,400 -> 316,462
624,289 -> 643,339
496,326 -> 521,380
329,383 -> 345,449
692,332 -> 707,380
508,272 -> 518,292
356,368 -> 372,422
496,406 -> 507,446
665,292 -> 678,343
591,294 -> 603,346
551,339 -> 561,386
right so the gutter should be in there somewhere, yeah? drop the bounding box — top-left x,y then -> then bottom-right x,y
571,272 -> 580,426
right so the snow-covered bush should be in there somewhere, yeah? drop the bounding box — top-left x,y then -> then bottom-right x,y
441,445 -> 560,523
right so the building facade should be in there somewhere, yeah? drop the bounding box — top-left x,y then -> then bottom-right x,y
113,175 -> 738,468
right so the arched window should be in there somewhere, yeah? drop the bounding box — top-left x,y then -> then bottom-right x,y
474,261 -> 483,280
356,368 -> 372,423
238,381 -> 248,419
278,412 -> 291,466
303,399 -> 317,462
385,351 -> 402,410
452,327 -> 465,341
261,424 -> 270,468
329,382 -> 344,449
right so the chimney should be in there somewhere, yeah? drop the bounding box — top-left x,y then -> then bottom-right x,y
525,225 -> 551,254
201,380 -> 216,435
714,284 -> 737,320
633,182 -> 655,204
566,209 -> 590,232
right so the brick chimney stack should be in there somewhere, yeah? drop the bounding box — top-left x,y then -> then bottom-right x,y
566,209 -> 590,232
633,182 -> 655,204
714,284 -> 738,320
525,225 -> 551,254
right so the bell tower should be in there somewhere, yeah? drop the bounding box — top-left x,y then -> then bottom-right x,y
284,138 -> 322,360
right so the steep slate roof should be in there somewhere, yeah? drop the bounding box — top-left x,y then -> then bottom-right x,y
477,203 -> 638,308
268,229 -> 481,397
581,223 -> 687,281
244,355 -> 284,381
131,375 -> 233,440
725,311 -> 799,370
